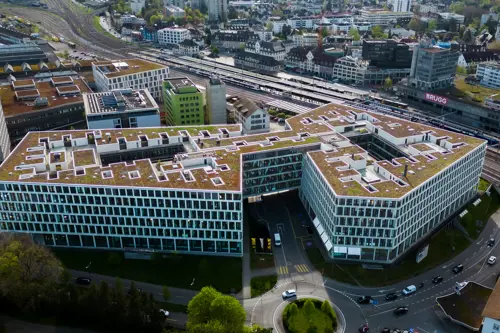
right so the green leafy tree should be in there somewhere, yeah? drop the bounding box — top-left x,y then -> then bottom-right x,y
162,286 -> 171,302
408,18 -> 420,31
426,19 -> 438,32
321,300 -> 334,317
228,6 -> 238,19
325,328 -> 334,333
303,299 -> 315,316
210,295 -> 246,330
187,286 -> 220,326
321,27 -> 329,37
151,252 -> 163,265
348,27 -> 360,41
456,66 -> 467,74
109,278 -> 127,327
449,1 -> 465,14
277,112 -> 286,119
463,29 -> 473,44
268,109 -> 277,116
0,234 -> 62,312
97,281 -> 110,325
81,283 -> 99,320
326,0 -> 332,11
384,77 -> 393,89
126,281 -> 142,331
266,22 -> 274,32
371,25 -> 387,38
288,302 -> 299,317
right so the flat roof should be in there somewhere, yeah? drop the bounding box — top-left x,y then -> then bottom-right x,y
84,89 -> 158,115
1,78 -> 91,118
0,102 -> 485,196
93,59 -> 167,79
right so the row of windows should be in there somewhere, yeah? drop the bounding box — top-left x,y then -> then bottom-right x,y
0,185 -> 242,201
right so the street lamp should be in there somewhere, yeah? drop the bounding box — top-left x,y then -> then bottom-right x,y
85,261 -> 92,279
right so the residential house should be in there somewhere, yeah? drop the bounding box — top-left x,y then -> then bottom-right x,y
226,95 -> 269,134
234,51 -> 283,74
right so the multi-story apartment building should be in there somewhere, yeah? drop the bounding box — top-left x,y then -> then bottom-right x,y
244,40 -> 289,61
287,16 -> 317,30
206,76 -> 227,124
92,59 -> 169,100
0,101 -> 11,162
333,56 -> 410,85
418,3 -> 439,14
234,51 -> 283,74
157,28 -> 190,46
173,39 -> 200,56
476,62 -> 500,89
408,41 -> 459,91
130,0 -> 145,15
362,40 -> 412,68
208,0 -> 228,22
392,0 -> 411,13
285,46 -> 337,79
212,30 -> 260,51
83,89 -> 160,129
360,10 -> 413,25
163,77 -> 205,126
3,76 -> 92,142
226,96 -> 269,134
0,103 -> 485,263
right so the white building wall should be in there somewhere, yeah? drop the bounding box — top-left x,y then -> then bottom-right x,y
158,28 -> 190,45
482,317 -> 500,333
0,101 -> 10,162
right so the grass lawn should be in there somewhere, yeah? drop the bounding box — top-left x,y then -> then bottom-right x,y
283,299 -> 336,333
460,190 -> 500,238
478,178 -> 491,192
250,275 -> 277,298
52,249 -> 242,294
453,76 -> 498,103
308,227 -> 471,287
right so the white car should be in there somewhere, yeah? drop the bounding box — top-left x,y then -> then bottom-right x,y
282,289 -> 297,300
488,256 -> 497,265
159,309 -> 170,317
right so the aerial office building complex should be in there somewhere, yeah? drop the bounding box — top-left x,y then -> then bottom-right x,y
163,77 -> 205,126
83,89 -> 160,129
0,103 -> 486,262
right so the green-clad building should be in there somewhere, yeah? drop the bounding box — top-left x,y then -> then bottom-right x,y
163,77 -> 205,126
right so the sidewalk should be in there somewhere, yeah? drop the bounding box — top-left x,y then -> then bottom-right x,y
69,269 -> 197,305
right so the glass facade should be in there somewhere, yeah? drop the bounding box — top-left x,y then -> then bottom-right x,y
0,183 -> 243,256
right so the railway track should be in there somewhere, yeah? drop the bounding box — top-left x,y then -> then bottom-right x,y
483,148 -> 500,185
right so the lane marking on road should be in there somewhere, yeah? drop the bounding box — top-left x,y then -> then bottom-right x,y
442,261 -> 454,269
295,264 -> 309,273
416,327 -> 430,333
378,288 -> 394,293
477,238 -> 484,245
277,266 -> 289,275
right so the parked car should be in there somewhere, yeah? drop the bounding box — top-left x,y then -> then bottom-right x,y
488,256 -> 496,265
394,306 -> 409,316
402,285 -> 416,295
75,277 -> 91,285
488,238 -> 495,246
452,264 -> 464,274
282,289 -> 297,300
159,309 -> 170,318
385,293 -> 398,301
357,296 -> 373,304
432,276 -> 444,284
380,328 -> 390,333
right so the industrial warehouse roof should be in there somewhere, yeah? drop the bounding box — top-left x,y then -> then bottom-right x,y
92,59 -> 167,78
0,103 -> 485,196
0,78 -> 91,118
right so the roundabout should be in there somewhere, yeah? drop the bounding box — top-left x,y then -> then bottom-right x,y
249,279 -> 358,333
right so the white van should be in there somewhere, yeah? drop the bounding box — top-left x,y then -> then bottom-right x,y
402,285 -> 416,295
274,233 -> 281,246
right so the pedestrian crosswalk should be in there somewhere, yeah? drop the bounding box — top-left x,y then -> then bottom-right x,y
295,264 -> 309,273
277,266 -> 289,275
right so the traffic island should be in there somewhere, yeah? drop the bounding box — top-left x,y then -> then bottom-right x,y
282,298 -> 338,333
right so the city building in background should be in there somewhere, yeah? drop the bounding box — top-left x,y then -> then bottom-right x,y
83,89 -> 160,129
157,27 -> 190,46
163,77 -> 205,126
227,96 -> 269,134
392,0 -> 411,13
207,0 -> 228,22
476,62 -> 500,89
0,103 -> 485,263
92,59 -> 169,100
206,76 -> 227,125
362,40 -> 412,69
3,77 -> 92,142
408,40 -> 459,91
0,101 -> 11,162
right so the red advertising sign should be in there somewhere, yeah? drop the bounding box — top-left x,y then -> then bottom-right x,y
424,93 -> 448,106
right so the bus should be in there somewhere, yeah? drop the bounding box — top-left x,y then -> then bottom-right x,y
68,42 -> 76,48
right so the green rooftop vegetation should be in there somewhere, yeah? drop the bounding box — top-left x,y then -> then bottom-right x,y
452,76 -> 498,104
